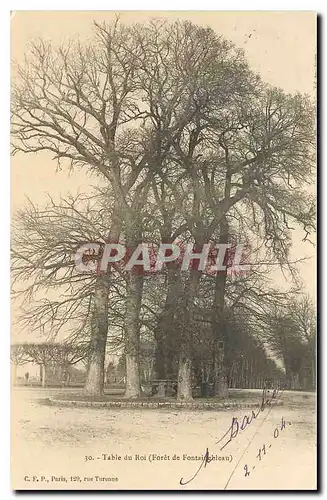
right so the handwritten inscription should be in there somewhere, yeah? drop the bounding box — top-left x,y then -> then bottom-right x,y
179,387 -> 284,487
243,416 -> 291,478
217,387 -> 284,451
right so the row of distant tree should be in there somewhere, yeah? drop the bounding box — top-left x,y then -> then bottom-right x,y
10,342 -> 89,387
11,289 -> 315,392
11,18 -> 316,399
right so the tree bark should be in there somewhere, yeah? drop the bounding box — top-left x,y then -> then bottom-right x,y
124,272 -> 144,398
153,331 -> 166,380
84,275 -> 110,396
41,364 -> 46,388
83,203 -> 121,396
177,351 -> 193,400
177,270 -> 201,401
154,266 -> 181,379
123,209 -> 144,399
212,216 -> 229,397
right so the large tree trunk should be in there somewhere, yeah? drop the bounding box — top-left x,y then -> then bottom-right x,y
212,216 -> 229,397
84,274 -> 110,396
123,209 -> 144,399
177,270 -> 201,401
212,339 -> 228,396
154,266 -> 181,379
84,203 -> 121,397
40,364 -> 46,388
153,331 -> 166,380
124,272 -> 144,398
177,349 -> 193,400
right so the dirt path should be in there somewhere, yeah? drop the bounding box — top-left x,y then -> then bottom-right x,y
11,387 -> 316,490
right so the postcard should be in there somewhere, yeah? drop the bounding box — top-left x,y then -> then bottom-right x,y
11,10 -> 317,491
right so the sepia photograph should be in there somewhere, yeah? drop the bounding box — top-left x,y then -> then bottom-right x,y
10,10 -> 317,491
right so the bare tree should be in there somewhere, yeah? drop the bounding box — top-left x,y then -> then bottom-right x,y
11,192 -> 118,394
11,18 -> 315,400
54,341 -> 90,386
21,342 -> 60,387
10,344 -> 32,385
265,294 -> 316,390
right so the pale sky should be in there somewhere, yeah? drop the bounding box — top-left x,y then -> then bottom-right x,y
11,11 -> 316,340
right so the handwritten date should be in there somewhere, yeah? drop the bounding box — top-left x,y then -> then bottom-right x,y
244,416 -> 291,477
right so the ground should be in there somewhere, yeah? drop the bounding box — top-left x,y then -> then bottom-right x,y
11,387 -> 316,490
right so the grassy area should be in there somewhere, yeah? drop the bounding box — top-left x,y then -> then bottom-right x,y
48,388 -> 274,404
23,385 -> 315,407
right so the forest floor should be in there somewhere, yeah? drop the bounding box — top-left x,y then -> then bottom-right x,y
11,386 -> 316,490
